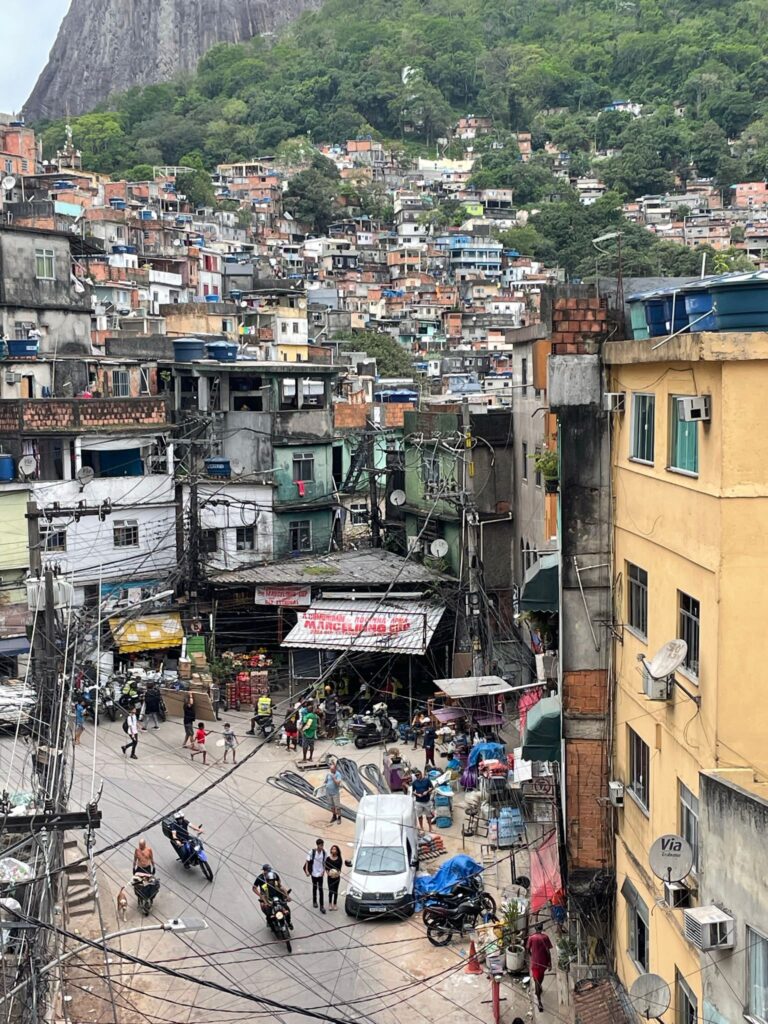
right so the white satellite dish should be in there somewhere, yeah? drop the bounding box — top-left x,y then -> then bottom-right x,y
649,834 -> 694,883
230,458 -> 244,477
76,466 -> 95,488
629,973 -> 671,1020
1,175 -> 16,192
390,489 -> 406,507
18,455 -> 37,479
644,639 -> 688,679
430,538 -> 449,558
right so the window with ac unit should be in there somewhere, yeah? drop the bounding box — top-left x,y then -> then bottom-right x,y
113,520 -> 139,548
112,369 -> 130,397
669,396 -> 699,475
627,727 -> 650,812
630,393 -> 655,464
747,926 -> 768,1022
621,878 -> 649,972
678,591 -> 700,678
679,782 -> 699,876
675,970 -> 697,1024
626,562 -> 648,639
292,452 -> 315,482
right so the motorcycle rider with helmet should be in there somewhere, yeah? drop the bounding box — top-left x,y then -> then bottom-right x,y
252,863 -> 293,929
170,811 -> 204,864
248,693 -> 274,735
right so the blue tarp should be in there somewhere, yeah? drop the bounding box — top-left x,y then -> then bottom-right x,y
414,854 -> 483,908
468,741 -> 506,767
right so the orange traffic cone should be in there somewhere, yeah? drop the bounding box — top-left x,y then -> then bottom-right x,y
465,939 -> 483,975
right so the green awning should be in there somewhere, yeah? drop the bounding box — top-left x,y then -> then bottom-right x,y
522,695 -> 561,762
519,553 -> 559,612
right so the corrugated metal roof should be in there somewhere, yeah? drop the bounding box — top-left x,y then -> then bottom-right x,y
434,675 -> 513,698
208,550 -> 450,587
281,597 -> 445,655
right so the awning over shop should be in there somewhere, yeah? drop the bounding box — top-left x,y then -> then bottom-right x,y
520,553 -> 559,613
522,694 -> 562,762
0,637 -> 30,657
109,613 -> 184,653
281,598 -> 445,656
433,676 -> 513,699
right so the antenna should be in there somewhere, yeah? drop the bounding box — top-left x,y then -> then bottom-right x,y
649,834 -> 693,884
18,455 -> 37,480
76,465 -> 95,489
390,489 -> 406,507
629,974 -> 671,1021
644,639 -> 687,679
230,458 -> 244,477
2,175 -> 16,193
430,538 -> 449,558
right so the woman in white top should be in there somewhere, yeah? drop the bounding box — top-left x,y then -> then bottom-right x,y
121,707 -> 139,760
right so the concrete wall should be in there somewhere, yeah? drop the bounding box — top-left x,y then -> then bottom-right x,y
700,771 -> 768,1024
273,507 -> 333,559
272,442 -> 334,505
220,411 -> 273,475
193,481 -> 273,570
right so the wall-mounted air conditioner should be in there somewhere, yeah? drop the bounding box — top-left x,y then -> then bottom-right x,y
608,780 -> 624,807
407,537 -> 422,554
664,880 -> 692,909
679,395 -> 711,422
643,664 -> 671,701
5,371 -> 22,384
683,906 -> 735,950
603,391 -> 626,413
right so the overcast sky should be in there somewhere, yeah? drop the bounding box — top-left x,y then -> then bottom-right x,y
0,1 -> 69,114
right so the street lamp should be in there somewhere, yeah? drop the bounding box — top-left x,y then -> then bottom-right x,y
0,917 -> 208,1005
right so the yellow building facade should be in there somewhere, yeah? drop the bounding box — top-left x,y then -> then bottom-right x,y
604,331 -> 768,1022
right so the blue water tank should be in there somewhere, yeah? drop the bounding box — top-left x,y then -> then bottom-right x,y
206,342 -> 238,363
7,339 -> 38,358
204,457 -> 232,479
172,338 -> 207,361
0,454 -> 15,482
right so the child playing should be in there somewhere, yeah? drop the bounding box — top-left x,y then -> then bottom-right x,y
222,723 -> 239,763
190,722 -> 211,764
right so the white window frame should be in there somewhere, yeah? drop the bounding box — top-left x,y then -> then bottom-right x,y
630,392 -> 655,465
289,519 -> 312,553
35,248 -> 55,281
113,520 -> 139,548
139,366 -> 152,395
40,524 -> 67,552
235,526 -> 256,551
669,395 -> 699,476
350,502 -> 368,526
292,451 -> 315,483
678,590 -> 700,679
678,782 -> 699,876
111,369 -> 130,398
675,969 -> 698,1024
622,878 -> 649,973
627,727 -> 650,813
747,925 -> 768,1024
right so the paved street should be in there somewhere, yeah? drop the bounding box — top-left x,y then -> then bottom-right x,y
2,707 -> 555,1024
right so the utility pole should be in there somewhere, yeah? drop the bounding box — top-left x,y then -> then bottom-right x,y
461,401 -> 489,676
188,478 -> 201,618
367,434 -> 381,549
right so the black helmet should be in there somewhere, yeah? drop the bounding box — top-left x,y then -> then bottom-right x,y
261,863 -> 271,872
266,871 -> 278,882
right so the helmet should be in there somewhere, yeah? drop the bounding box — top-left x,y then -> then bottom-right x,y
173,811 -> 184,820
261,863 -> 271,872
266,871 -> 278,882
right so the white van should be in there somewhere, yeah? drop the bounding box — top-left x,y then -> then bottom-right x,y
345,794 -> 419,918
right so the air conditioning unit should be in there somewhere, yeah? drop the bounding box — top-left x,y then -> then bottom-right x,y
603,391 -> 626,413
684,906 -> 735,950
664,880 -> 692,909
608,780 -> 624,807
108,234 -> 118,242
643,664 -> 671,701
679,395 -> 711,422
5,371 -> 22,384
407,537 -> 423,554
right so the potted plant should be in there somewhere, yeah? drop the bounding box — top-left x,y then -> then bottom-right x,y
499,899 -> 526,973
531,447 -> 559,492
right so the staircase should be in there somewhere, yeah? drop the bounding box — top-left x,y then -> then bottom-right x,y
63,838 -> 96,920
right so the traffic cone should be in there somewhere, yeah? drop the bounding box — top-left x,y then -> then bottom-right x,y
465,939 -> 483,975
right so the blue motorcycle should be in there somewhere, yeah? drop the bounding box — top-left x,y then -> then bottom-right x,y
176,836 -> 213,881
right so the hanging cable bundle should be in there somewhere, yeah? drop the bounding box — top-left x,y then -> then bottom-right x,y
360,763 -> 391,794
266,772 -> 358,821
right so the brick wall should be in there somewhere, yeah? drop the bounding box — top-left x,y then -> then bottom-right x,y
0,397 -> 169,435
551,296 -> 609,355
563,669 -> 608,715
566,736 -> 610,869
334,402 -> 413,430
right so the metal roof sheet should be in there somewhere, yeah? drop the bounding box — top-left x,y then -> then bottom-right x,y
208,550 -> 450,587
433,675 -> 513,698
281,597 -> 445,655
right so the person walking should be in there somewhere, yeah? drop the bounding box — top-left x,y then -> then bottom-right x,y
304,837 -> 327,913
283,708 -> 299,752
526,922 -> 553,1012
222,723 -> 239,764
325,844 -> 342,910
121,706 -> 139,759
133,838 -> 155,875
190,722 -> 211,765
323,687 -> 339,739
422,721 -> 436,769
142,685 -> 162,730
74,700 -> 85,745
325,758 -> 343,823
182,693 -> 196,749
301,703 -> 319,763
410,769 -> 434,830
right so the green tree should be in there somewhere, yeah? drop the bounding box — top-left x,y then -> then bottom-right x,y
284,167 -> 339,233
338,332 -> 414,376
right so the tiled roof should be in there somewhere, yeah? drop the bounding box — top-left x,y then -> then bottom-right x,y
573,977 -> 634,1024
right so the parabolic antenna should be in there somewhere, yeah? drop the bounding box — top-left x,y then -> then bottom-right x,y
645,639 -> 687,679
18,455 -> 37,478
430,538 -> 449,558
76,466 -> 95,487
1,175 -> 16,192
390,489 -> 406,507
629,973 -> 671,1020
649,834 -> 694,883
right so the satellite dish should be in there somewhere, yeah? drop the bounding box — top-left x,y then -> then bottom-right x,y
649,834 -> 694,883
629,974 -> 671,1020
76,466 -> 95,488
230,458 -> 244,477
1,175 -> 16,192
645,639 -> 688,679
430,538 -> 449,558
18,455 -> 37,479
390,489 -> 406,507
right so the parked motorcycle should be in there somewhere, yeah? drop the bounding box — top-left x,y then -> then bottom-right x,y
350,702 -> 398,749
421,880 -> 496,927
81,685 -> 117,723
424,892 -> 497,946
132,873 -> 160,916
266,893 -> 293,952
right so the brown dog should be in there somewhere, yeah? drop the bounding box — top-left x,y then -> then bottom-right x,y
116,886 -> 128,922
